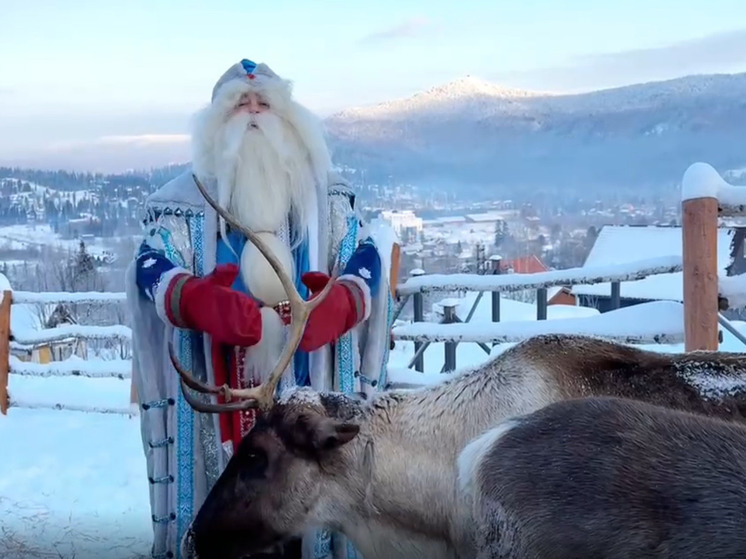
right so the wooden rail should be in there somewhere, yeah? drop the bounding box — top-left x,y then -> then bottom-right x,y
0,289 -> 132,416
393,256 -> 690,372
0,291 -> 11,414
391,161 -> 746,370
3,161 -> 746,411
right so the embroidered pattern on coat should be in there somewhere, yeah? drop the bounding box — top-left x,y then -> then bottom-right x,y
174,214 -> 204,558
332,214 -> 361,559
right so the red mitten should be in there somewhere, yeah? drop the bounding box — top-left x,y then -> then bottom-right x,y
299,272 -> 368,352
163,264 -> 263,347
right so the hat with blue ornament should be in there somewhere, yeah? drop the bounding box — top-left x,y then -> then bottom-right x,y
210,58 -> 293,109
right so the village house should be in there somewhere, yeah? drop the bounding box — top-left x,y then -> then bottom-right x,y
572,224 -> 735,314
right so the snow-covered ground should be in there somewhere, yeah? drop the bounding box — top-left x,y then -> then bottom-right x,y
3,293 -> 746,558
0,223 -> 122,260
0,405 -> 150,559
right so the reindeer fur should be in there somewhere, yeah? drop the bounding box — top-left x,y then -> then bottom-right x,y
462,396 -> 746,559
187,334 -> 746,559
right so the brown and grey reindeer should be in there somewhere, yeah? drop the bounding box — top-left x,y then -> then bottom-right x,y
174,175 -> 746,559
461,395 -> 746,559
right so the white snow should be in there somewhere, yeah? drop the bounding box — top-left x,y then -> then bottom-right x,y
682,161 -> 746,212
398,255 -> 682,295
0,223 -> 121,260
718,273 -> 746,309
393,300 -> 685,345
10,303 -> 43,334
433,290 -> 600,324
10,354 -> 131,379
387,292 -> 601,386
3,267 -> 746,558
332,76 -> 554,121
572,225 -> 733,301
7,373 -> 135,412
682,161 -> 727,201
388,320 -> 746,391
1,377 -> 150,558
12,291 -> 128,304
10,324 -> 131,345
362,216 -> 400,284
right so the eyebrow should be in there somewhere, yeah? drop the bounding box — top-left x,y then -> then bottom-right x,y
238,92 -> 269,105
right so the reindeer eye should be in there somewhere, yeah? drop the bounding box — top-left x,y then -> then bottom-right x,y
239,449 -> 268,481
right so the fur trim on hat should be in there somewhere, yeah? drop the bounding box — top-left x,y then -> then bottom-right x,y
189,60 -> 332,188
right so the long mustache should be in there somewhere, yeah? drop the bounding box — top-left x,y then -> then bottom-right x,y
220,111 -> 293,163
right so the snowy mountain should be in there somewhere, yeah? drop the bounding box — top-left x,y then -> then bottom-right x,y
324,72 -> 746,198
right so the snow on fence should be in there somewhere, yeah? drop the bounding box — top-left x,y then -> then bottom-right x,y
2,161 -> 746,414
0,289 -> 133,416
1,261 -> 689,413
390,161 -> 746,374
396,255 -> 683,296
681,162 -> 746,351
392,256 -> 687,373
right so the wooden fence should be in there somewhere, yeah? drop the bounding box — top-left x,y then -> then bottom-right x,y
392,255 -> 687,373
681,162 -> 746,351
390,161 -> 746,374
2,161 -> 746,415
0,289 -> 131,416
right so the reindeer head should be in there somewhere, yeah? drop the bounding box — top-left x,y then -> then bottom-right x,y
174,176 -> 363,558
186,389 -> 364,559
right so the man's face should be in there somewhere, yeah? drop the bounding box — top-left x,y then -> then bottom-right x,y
233,91 -> 270,118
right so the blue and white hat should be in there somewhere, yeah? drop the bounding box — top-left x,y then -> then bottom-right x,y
210,59 -> 293,108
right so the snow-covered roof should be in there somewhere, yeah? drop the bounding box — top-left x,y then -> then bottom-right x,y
0,273 -> 11,291
572,225 -> 734,301
465,212 -> 508,223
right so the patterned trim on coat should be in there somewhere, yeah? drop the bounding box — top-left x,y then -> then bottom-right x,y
174,214 -> 204,559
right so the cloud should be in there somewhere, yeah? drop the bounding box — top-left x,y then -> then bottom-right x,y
46,134 -> 190,152
1,134 -> 192,173
492,28 -> 746,92
359,16 -> 431,44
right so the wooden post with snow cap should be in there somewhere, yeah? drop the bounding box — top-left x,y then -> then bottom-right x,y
681,162 -> 721,352
0,290 -> 11,415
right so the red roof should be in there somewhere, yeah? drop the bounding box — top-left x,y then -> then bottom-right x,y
500,255 -> 548,274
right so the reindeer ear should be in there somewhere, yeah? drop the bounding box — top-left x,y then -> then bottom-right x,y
311,418 -> 360,451
288,413 -> 361,455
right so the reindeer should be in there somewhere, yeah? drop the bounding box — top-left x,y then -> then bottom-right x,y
173,175 -> 746,559
460,395 -> 746,559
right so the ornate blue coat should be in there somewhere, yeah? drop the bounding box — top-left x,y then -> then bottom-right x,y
124,169 -> 396,559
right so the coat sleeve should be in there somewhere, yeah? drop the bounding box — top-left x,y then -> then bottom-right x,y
134,211 -> 194,327
325,175 -> 383,325
337,238 -> 382,324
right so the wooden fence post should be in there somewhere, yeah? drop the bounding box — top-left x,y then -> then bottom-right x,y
410,269 -> 426,372
442,301 -> 458,372
0,290 -> 11,415
682,165 -> 720,352
489,255 -> 502,327
130,374 -> 138,404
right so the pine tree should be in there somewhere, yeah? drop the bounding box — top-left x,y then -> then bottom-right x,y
75,240 -> 96,277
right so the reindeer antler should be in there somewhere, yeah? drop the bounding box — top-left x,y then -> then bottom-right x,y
167,174 -> 338,413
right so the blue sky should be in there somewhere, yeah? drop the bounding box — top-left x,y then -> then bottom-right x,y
2,0 -> 746,170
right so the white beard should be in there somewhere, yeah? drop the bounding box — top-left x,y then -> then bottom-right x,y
210,110 -> 318,384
